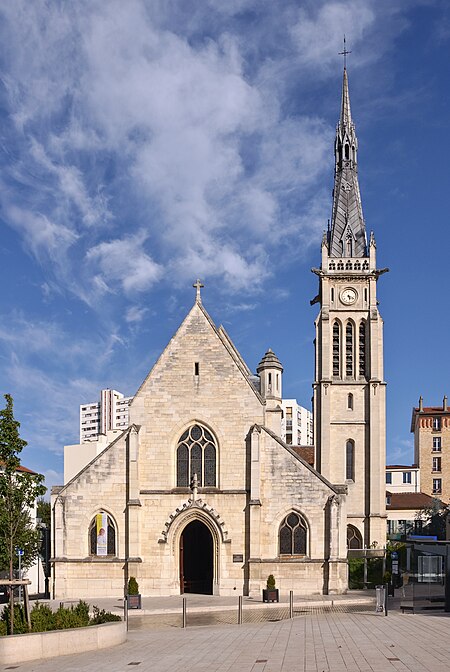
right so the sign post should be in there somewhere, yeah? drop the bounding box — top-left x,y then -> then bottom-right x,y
16,549 -> 24,603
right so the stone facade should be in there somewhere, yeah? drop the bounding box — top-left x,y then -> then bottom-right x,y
52,300 -> 348,598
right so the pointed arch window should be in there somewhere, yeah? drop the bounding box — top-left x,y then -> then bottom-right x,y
346,322 -> 354,377
347,525 -> 362,549
333,321 -> 340,377
346,440 -> 355,481
347,393 -> 353,410
176,424 -> 217,487
359,320 -> 366,377
89,513 -> 116,556
279,512 -> 307,556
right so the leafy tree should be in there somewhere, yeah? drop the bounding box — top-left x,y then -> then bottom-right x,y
0,394 -> 46,634
37,498 -> 51,528
415,498 -> 450,540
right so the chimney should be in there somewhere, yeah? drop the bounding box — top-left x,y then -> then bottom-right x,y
444,395 -> 448,412
419,396 -> 423,412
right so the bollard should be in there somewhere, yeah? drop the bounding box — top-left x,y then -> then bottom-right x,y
289,590 -> 294,619
182,597 -> 187,628
238,595 -> 243,625
384,583 -> 388,616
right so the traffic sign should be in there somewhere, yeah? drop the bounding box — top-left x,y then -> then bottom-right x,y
16,549 -> 24,556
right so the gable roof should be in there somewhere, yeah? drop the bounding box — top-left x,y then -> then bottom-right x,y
132,298 -> 263,404
258,425 -> 344,495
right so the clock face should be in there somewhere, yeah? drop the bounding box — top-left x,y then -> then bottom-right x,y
340,287 -> 357,305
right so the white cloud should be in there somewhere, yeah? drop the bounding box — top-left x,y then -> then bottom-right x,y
86,233 -> 163,294
126,306 -> 148,323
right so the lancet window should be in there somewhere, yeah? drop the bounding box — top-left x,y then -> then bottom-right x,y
332,321 -> 340,377
346,440 -> 355,481
89,513 -> 116,556
346,322 -> 354,377
279,512 -> 307,556
176,424 -> 217,487
359,321 -> 366,377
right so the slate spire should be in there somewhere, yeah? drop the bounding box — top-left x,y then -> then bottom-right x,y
328,67 -> 367,258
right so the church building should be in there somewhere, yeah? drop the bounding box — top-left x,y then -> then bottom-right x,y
51,67 -> 386,599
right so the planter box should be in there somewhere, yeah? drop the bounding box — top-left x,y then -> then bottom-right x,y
263,588 -> 279,603
127,594 -> 142,609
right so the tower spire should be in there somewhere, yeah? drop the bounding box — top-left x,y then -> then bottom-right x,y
328,58 -> 367,258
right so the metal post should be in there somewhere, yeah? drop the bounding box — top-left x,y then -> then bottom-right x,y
363,553 -> 368,588
18,553 -> 22,604
238,595 -> 243,624
182,597 -> 187,628
289,590 -> 294,619
384,583 -> 388,616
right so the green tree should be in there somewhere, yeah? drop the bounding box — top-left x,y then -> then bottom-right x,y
0,394 -> 46,634
415,498 -> 450,540
37,498 -> 51,528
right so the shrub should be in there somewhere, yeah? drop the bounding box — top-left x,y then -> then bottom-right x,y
54,600 -> 90,630
1,603 -> 29,634
30,602 -> 56,632
0,620 -> 7,637
89,606 -> 121,625
266,574 -> 276,590
128,577 -> 139,595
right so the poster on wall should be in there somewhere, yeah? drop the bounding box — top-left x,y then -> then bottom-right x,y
96,512 -> 108,556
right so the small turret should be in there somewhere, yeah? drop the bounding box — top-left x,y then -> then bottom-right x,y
257,349 -> 283,401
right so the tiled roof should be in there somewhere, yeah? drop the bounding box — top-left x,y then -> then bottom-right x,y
291,446 -> 315,467
386,465 -> 418,470
386,491 -> 437,510
0,461 -> 38,475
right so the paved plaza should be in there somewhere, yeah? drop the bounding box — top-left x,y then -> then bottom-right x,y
2,594 -> 450,671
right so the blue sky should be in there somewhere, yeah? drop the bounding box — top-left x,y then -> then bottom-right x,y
1,1 -> 449,491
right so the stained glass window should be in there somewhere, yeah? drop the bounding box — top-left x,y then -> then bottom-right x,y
176,424 -> 217,488
346,440 -> 354,481
279,513 -> 307,556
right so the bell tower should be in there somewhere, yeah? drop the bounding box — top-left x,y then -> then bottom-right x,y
312,65 -> 387,547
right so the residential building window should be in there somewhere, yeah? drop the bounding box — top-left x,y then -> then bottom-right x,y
89,514 -> 116,556
279,512 -> 307,556
433,417 -> 441,430
176,424 -> 217,487
433,478 -> 442,494
286,407 -> 293,429
403,472 -> 412,484
432,457 -> 441,472
433,437 -> 442,451
332,322 -> 340,377
386,472 -> 392,484
346,322 -> 354,377
359,321 -> 366,377
346,440 -> 355,481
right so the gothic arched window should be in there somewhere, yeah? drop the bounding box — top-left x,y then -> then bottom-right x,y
279,512 -> 307,556
347,525 -> 362,549
176,424 -> 217,487
333,321 -> 340,377
346,440 -> 355,481
347,393 -> 353,410
359,321 -> 366,377
346,322 -> 354,377
89,513 -> 116,556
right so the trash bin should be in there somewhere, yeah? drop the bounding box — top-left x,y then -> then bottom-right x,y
375,585 -> 386,612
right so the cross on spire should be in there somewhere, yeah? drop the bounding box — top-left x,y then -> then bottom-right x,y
338,35 -> 351,69
193,279 -> 204,303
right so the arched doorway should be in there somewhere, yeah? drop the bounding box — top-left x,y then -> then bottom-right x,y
180,520 -> 213,594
